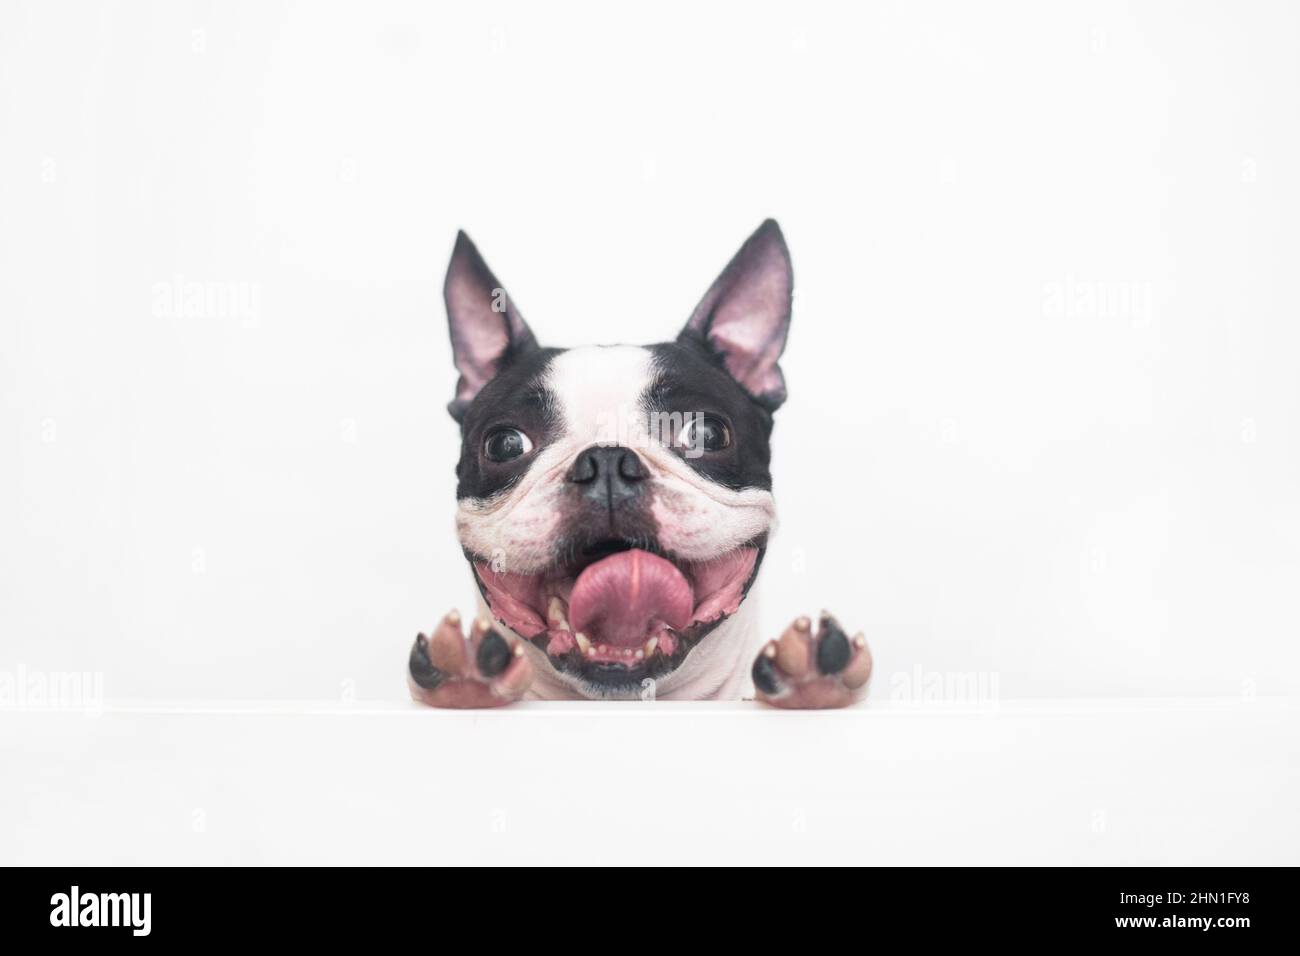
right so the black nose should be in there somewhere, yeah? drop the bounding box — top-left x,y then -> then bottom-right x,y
568,445 -> 646,508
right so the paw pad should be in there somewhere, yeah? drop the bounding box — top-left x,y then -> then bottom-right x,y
408,611 -> 533,708
752,611 -> 871,709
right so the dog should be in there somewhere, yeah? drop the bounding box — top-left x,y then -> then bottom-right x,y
407,220 -> 871,709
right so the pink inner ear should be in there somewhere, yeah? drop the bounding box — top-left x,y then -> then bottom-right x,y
707,272 -> 791,400
444,232 -> 536,411
448,284 -> 510,404
686,221 -> 792,405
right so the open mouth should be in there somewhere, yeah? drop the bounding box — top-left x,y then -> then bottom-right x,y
473,540 -> 761,690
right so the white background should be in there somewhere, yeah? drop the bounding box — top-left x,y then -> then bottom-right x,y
2,1 -> 1299,865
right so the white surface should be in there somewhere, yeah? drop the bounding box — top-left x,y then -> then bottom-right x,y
3,2 -> 1300,706
3,697 -> 1296,866
3,3 -> 1299,867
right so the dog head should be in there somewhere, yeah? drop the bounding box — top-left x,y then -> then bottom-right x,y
444,220 -> 792,698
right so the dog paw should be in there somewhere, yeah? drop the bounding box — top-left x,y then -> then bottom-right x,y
408,611 -> 533,708
751,612 -> 871,709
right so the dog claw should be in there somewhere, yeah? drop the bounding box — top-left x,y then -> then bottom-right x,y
815,616 -> 852,674
476,629 -> 512,677
408,634 -> 444,690
752,611 -> 871,709
408,610 -> 533,708
751,652 -> 783,696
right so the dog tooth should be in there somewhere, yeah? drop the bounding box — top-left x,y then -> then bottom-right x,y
547,596 -> 568,629
574,632 -> 591,654
643,637 -> 658,656
635,649 -> 644,660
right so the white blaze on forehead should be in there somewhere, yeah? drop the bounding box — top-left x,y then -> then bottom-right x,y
544,345 -> 656,445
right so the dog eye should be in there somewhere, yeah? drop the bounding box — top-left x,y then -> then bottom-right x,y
676,414 -> 731,453
483,427 -> 533,462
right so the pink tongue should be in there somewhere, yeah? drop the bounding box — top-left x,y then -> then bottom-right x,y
568,549 -> 694,648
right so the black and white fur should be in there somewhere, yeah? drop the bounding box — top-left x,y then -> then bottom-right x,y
409,220 -> 871,707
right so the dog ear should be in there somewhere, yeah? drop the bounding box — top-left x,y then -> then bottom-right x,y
678,219 -> 793,411
444,231 -> 538,422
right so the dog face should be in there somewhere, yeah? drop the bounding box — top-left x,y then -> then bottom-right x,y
444,220 -> 793,698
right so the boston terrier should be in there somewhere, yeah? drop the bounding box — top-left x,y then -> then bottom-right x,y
407,220 -> 871,709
